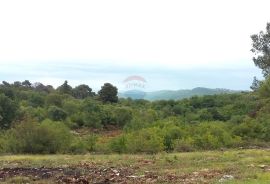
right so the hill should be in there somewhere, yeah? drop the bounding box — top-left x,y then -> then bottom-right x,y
119,87 -> 241,100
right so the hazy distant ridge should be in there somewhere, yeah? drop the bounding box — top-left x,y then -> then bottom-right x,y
119,87 -> 241,100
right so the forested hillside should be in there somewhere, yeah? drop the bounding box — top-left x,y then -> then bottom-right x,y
0,78 -> 269,154
142,87 -> 239,100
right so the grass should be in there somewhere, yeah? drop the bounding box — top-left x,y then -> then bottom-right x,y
0,149 -> 270,183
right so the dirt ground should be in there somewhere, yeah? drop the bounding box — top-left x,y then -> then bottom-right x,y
0,163 -> 224,184
1,149 -> 270,183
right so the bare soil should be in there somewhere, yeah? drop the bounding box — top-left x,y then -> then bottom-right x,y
0,163 -> 224,184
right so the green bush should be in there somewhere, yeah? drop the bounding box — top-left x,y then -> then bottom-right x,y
173,137 -> 195,152
6,120 -> 72,154
68,134 -> 97,154
23,107 -> 46,122
163,125 -> 184,151
46,93 -> 63,107
84,134 -> 98,152
28,93 -> 45,107
109,135 -> 127,153
70,112 -> 85,128
83,112 -> 102,128
69,138 -> 88,154
62,99 -> 81,115
48,106 -> 67,121
192,122 -> 238,149
112,107 -> 133,127
0,132 -> 9,153
126,128 -> 164,154
233,119 -> 263,140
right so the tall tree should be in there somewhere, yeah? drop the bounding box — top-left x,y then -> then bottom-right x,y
250,77 -> 263,91
251,23 -> 270,77
2,81 -> 10,87
13,81 -> 22,87
22,80 -> 32,88
33,82 -> 54,93
98,83 -> 118,103
0,94 -> 18,129
72,84 -> 95,99
57,80 -> 72,95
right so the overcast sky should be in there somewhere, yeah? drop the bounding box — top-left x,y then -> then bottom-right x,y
0,0 -> 269,91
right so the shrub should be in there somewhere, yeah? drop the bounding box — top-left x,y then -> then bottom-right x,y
62,99 -> 81,115
194,132 -> 222,149
0,132 -> 9,153
80,99 -> 102,128
233,119 -> 263,140
173,137 -> 195,152
7,120 -> 72,154
23,107 -> 46,122
100,105 -> 115,126
84,134 -> 98,152
113,107 -> 133,127
109,135 -> 127,153
192,122 -> 237,149
83,112 -> 102,128
163,126 -> 184,151
28,93 -> 45,107
70,112 -> 85,128
95,137 -> 111,154
48,106 -> 67,121
69,138 -> 88,154
126,128 -> 164,154
46,93 -> 63,107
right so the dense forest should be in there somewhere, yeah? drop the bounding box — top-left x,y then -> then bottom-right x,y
0,22 -> 269,155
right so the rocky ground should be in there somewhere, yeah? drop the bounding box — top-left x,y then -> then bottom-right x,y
0,149 -> 270,183
0,164 -> 227,183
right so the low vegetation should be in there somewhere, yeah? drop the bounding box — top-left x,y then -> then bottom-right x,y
0,77 -> 270,155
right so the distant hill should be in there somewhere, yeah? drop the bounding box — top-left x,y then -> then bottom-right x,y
119,87 -> 242,101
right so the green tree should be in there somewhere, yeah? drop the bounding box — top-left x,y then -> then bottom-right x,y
250,77 -> 262,91
2,81 -> 10,87
46,93 -> 63,107
80,99 -> 102,128
98,83 -> 118,103
0,94 -> 18,129
0,86 -> 15,99
33,82 -> 54,93
57,80 -> 72,95
22,80 -> 32,88
72,84 -> 95,99
251,23 -> 270,77
258,77 -> 270,98
29,93 -> 45,107
13,81 -> 22,88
